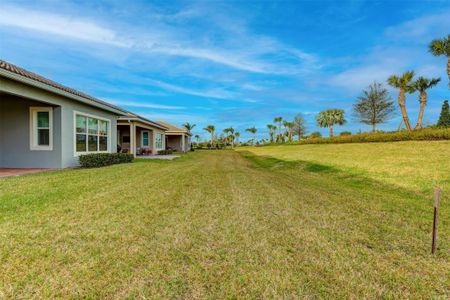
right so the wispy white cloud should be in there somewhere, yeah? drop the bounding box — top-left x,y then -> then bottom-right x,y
139,112 -> 208,124
0,6 -> 130,47
384,11 -> 450,41
0,4 -> 318,75
144,79 -> 240,100
328,52 -> 407,92
328,10 -> 450,92
107,99 -> 186,110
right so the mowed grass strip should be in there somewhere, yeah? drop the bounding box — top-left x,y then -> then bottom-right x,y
0,151 -> 448,298
239,141 -> 450,194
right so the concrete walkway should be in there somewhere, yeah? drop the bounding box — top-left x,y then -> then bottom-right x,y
138,155 -> 181,160
0,168 -> 51,178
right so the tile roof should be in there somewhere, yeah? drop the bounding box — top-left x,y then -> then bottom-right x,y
0,59 -> 128,114
157,121 -> 188,133
0,59 -> 172,131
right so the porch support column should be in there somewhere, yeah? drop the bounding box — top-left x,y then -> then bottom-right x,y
130,123 -> 136,157
181,134 -> 185,152
152,130 -> 157,155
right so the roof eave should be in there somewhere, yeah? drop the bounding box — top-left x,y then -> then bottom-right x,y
0,68 -> 128,115
166,131 -> 191,136
118,116 -> 169,130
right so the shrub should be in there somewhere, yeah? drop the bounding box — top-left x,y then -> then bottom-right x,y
157,149 -> 173,155
286,128 -> 450,145
79,153 -> 134,168
309,131 -> 322,138
340,131 -> 352,136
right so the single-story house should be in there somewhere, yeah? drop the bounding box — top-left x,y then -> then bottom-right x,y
158,121 -> 192,152
117,114 -> 168,156
0,60 -> 167,168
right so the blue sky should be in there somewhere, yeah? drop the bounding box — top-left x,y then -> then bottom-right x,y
1,0 -> 449,140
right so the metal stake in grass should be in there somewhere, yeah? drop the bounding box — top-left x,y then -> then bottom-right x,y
431,187 -> 440,254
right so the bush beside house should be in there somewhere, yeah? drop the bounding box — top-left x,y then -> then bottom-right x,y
79,153 -> 134,168
157,149 -> 174,155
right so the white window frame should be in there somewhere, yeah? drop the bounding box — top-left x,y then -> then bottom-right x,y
141,130 -> 150,147
30,107 -> 53,151
73,111 -> 112,156
155,132 -> 165,150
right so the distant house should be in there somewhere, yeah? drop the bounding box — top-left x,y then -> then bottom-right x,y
0,60 -> 167,168
117,114 -> 168,156
158,121 -> 192,152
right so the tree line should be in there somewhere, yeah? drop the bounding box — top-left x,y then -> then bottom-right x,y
183,35 -> 449,147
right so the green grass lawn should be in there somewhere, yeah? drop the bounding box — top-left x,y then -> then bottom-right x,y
239,141 -> 450,194
0,150 -> 449,298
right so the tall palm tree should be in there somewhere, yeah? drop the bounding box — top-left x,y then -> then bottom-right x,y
429,35 -> 450,88
284,121 -> 295,142
388,71 -> 416,131
234,132 -> 240,146
266,124 -> 275,143
316,109 -> 346,137
282,120 -> 289,142
203,125 -> 215,148
272,125 -> 277,142
273,117 -> 283,142
182,122 -> 196,133
223,127 -> 235,148
194,134 -> 200,144
246,127 -> 257,145
412,77 -> 441,129
222,128 -> 230,147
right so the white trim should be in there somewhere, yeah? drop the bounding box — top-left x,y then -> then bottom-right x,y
141,130 -> 150,147
29,107 -> 53,151
155,132 -> 165,150
73,110 -> 112,156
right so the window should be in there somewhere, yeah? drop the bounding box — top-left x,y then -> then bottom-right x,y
155,133 -> 164,149
75,112 -> 110,155
142,131 -> 150,147
30,107 -> 53,150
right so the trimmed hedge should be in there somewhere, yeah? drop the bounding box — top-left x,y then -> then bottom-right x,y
285,128 -> 450,146
157,149 -> 173,155
79,153 -> 134,168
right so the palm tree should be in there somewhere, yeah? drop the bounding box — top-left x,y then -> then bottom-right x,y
222,128 -> 230,147
429,35 -> 450,88
284,121 -> 295,142
246,127 -> 257,145
412,77 -> 441,129
182,122 -> 196,133
203,125 -> 215,148
272,125 -> 277,143
194,134 -> 200,144
234,132 -> 240,146
266,124 -> 275,143
282,120 -> 290,142
223,127 -> 235,148
316,109 -> 346,137
388,71 -> 416,131
273,117 -> 283,142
